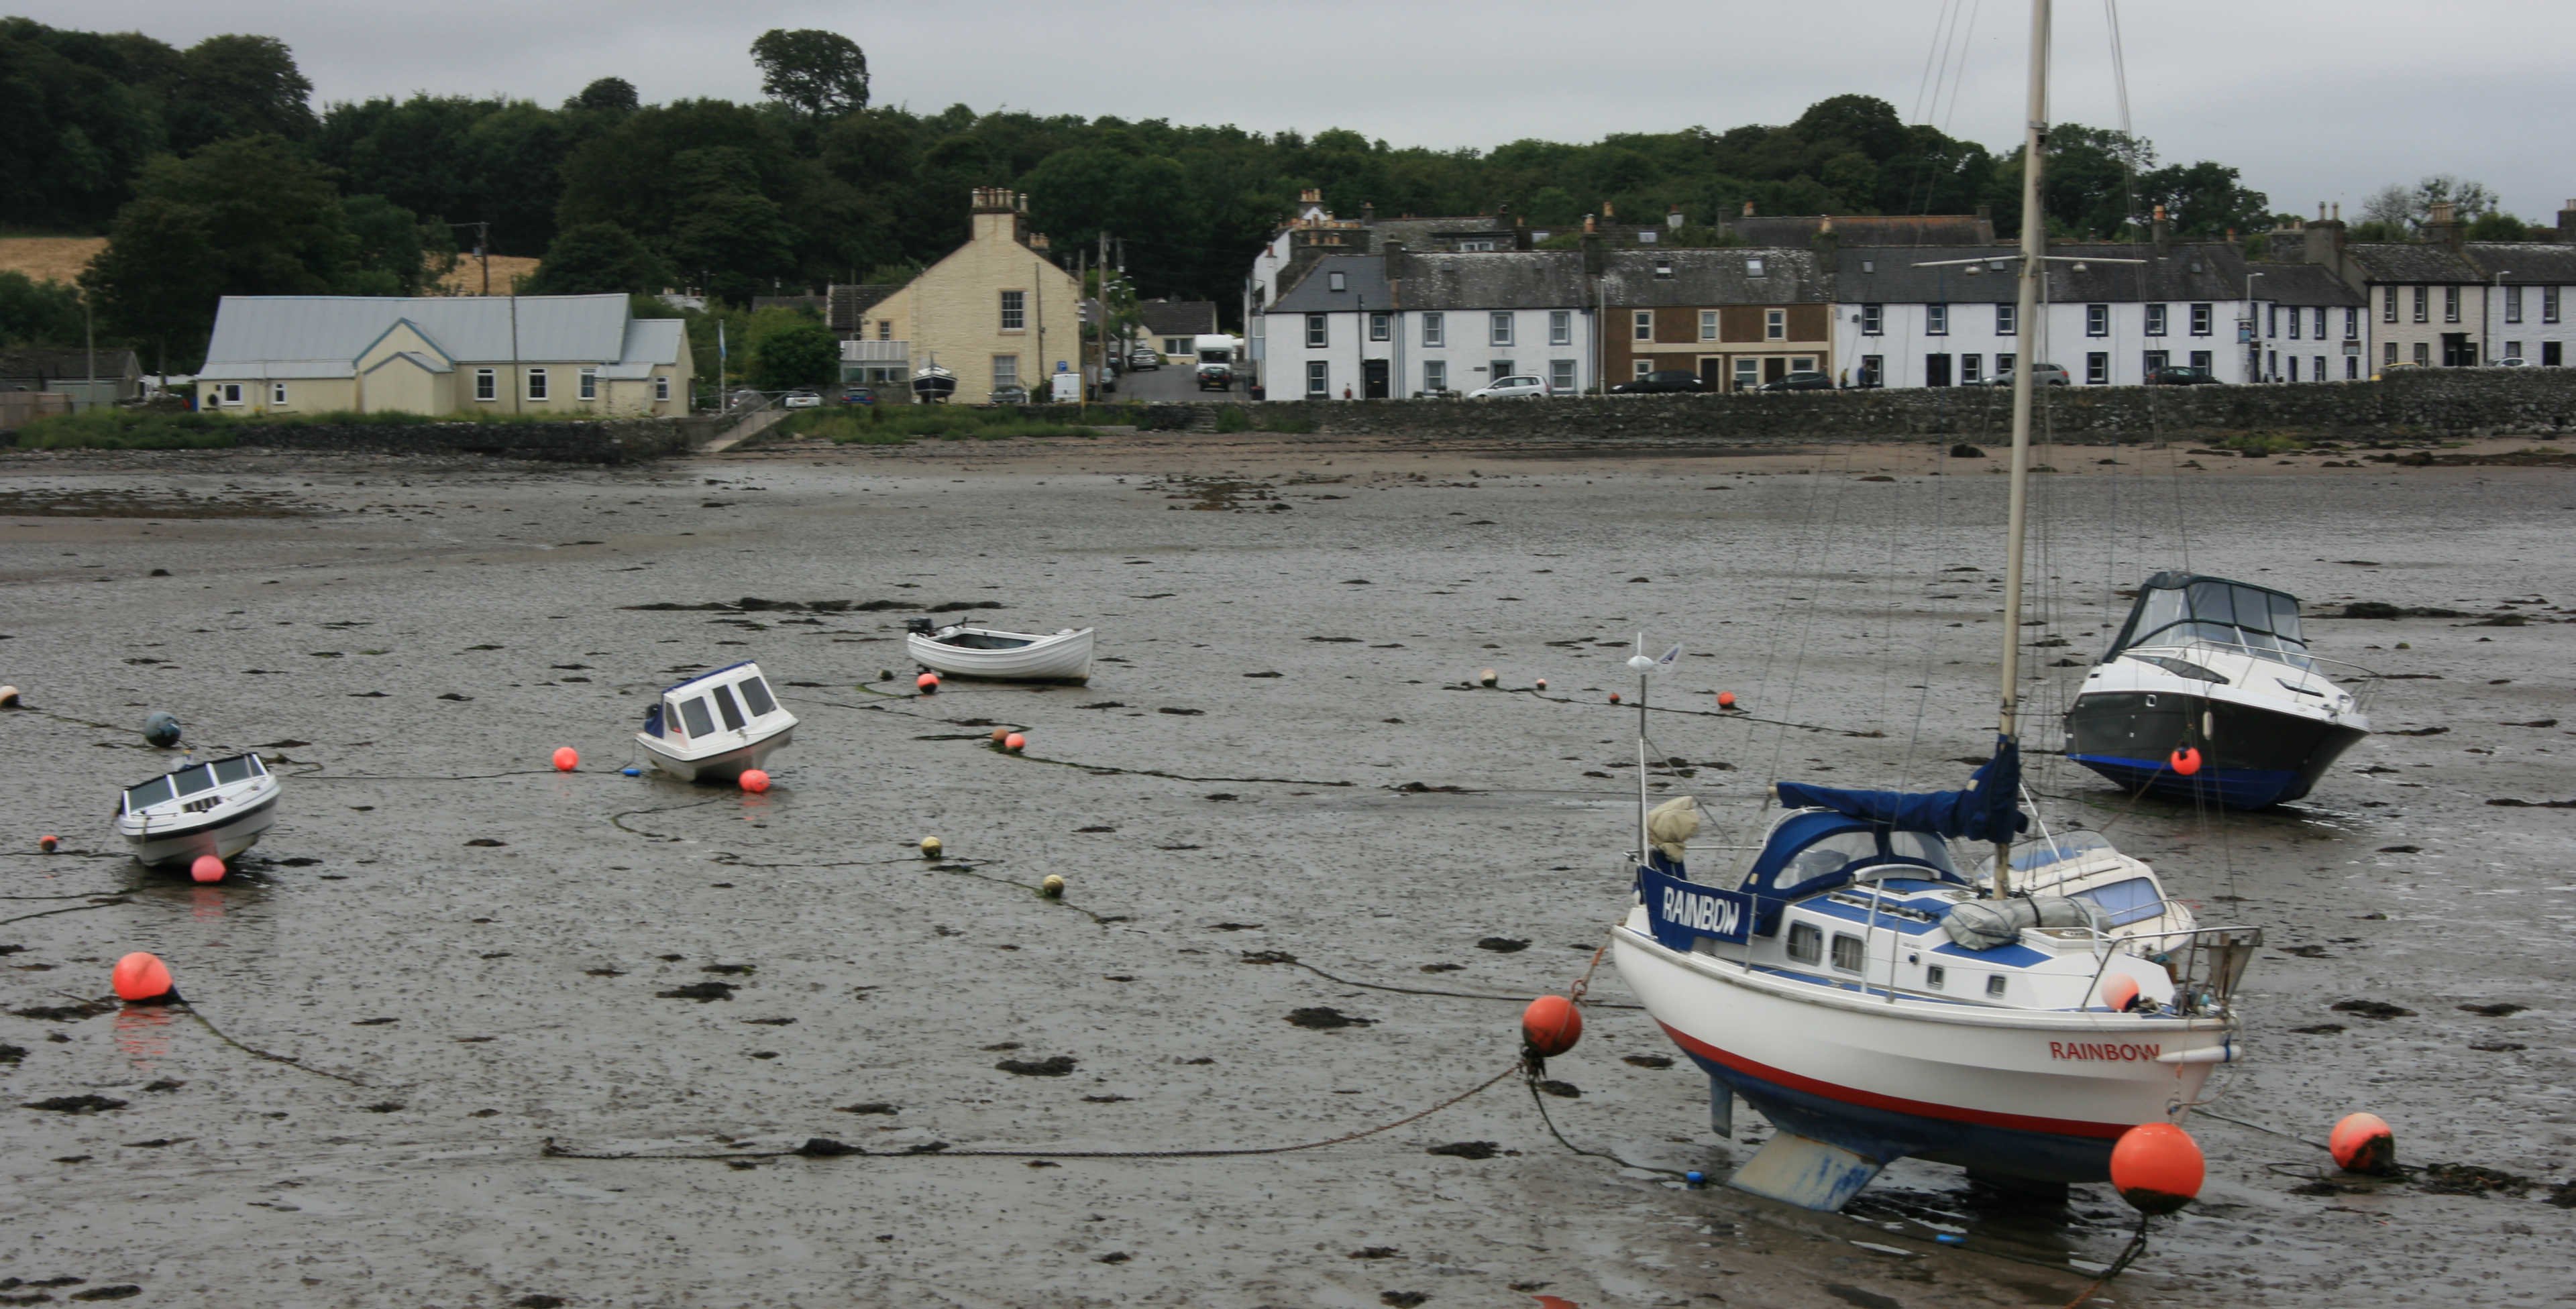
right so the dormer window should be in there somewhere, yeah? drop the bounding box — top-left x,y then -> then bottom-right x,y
1988,259 -> 2008,272
1328,271 -> 1346,292
1638,230 -> 1658,244
1861,260 -> 1876,274
1654,260 -> 1672,279
1746,257 -> 1766,277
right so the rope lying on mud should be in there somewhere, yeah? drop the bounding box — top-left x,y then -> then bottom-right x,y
1240,948 -> 1643,1011
0,897 -> 132,926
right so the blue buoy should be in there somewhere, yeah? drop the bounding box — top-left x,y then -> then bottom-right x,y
142,712 -> 181,748
1935,1233 -> 1964,1245
621,766 -> 642,777
1684,1170 -> 1706,1188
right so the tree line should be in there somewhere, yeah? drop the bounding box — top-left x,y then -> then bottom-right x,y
3,16 -> 2553,374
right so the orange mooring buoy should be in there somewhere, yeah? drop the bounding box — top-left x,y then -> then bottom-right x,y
2330,1112 -> 2396,1175
113,952 -> 176,1003
2108,1122 -> 2205,1215
739,769 -> 771,793
39,834 -> 58,853
1521,994 -> 1583,1058
2100,972 -> 2141,1012
1004,732 -> 1026,752
1718,691 -> 1737,709
916,673 -> 940,694
190,854 -> 225,884
552,746 -> 579,772
2169,746 -> 2202,776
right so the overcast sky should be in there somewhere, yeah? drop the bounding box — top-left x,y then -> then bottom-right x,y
21,0 -> 2575,222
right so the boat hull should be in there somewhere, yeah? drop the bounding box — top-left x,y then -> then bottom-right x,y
636,726 -> 792,783
121,793 -> 278,867
907,628 -> 1093,683
1612,926 -> 2222,1188
2067,690 -> 2367,807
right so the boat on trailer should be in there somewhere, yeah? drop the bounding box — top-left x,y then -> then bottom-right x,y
906,620 -> 1094,683
2065,572 -> 2371,808
117,752 -> 280,867
912,361 -> 957,403
637,661 -> 796,783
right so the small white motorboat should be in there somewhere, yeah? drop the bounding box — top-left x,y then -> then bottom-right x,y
906,620 -> 1094,683
637,661 -> 797,782
117,753 -> 280,867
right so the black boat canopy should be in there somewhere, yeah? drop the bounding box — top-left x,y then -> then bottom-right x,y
2102,571 -> 2309,665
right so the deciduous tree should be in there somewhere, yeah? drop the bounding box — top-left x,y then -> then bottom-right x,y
751,29 -> 868,121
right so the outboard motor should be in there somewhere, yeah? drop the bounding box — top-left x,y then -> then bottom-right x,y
1941,895 -> 2110,951
905,618 -> 935,636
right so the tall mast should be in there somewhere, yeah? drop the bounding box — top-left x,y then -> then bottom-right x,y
1993,0 -> 2051,899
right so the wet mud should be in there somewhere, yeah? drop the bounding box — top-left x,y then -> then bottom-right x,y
2,438 -> 2573,1306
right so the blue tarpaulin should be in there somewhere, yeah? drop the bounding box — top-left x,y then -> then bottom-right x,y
1772,736 -> 2028,842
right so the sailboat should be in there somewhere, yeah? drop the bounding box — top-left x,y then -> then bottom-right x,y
2065,572 -> 2372,808
1605,0 -> 2261,1212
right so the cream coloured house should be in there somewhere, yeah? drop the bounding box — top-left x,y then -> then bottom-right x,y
195,293 -> 691,418
851,189 -> 1082,403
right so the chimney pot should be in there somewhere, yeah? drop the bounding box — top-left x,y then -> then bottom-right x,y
1742,201 -> 1756,217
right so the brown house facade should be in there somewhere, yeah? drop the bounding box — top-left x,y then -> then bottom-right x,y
1597,249 -> 1835,390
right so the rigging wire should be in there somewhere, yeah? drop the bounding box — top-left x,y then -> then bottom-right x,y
1937,0 -> 1986,138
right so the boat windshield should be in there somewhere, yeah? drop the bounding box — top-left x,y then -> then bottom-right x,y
2108,575 -> 2310,669
125,775 -> 176,811
739,675 -> 777,717
678,696 -> 716,737
170,764 -> 216,797
2068,876 -> 2168,927
711,683 -> 747,731
212,755 -> 260,785
1976,830 -> 2116,877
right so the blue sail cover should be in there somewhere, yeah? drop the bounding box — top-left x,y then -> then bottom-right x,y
1772,736 -> 2029,842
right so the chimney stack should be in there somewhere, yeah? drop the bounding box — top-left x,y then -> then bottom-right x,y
1513,213 -> 1531,251
2151,203 -> 2170,254
1667,205 -> 1685,230
2428,200 -> 2463,250
1362,201 -> 1375,224
2557,198 -> 2576,242
1811,214 -> 1839,260
2305,203 -> 2349,274
1602,200 -> 1615,220
1741,201 -> 1756,218
1383,241 -> 1406,283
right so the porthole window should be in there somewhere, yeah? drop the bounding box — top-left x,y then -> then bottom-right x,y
1787,921 -> 1822,964
1830,933 -> 1865,973
1925,965 -> 1946,990
1986,974 -> 2008,999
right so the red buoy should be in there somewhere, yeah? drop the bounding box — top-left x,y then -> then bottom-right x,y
552,746 -> 579,772
2108,1122 -> 2205,1215
190,854 -> 225,884
1608,691 -> 1621,704
916,673 -> 940,694
2169,746 -> 2202,777
2100,972 -> 2141,1012
113,952 -> 175,1003
39,834 -> 58,853
1004,732 -> 1026,752
2330,1112 -> 2396,1175
1535,677 -> 1548,691
1718,691 -> 1737,709
739,769 -> 771,793
1521,994 -> 1583,1058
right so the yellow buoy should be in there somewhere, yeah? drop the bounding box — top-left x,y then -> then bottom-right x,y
919,836 -> 943,859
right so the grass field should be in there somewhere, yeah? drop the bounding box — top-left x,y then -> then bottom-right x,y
0,238 -> 537,295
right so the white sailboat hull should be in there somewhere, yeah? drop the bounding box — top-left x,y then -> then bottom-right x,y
1611,922 -> 2228,1184
907,627 -> 1094,683
120,789 -> 279,867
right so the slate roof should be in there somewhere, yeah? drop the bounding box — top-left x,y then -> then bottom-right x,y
2461,241 -> 2576,284
1268,255 -> 1393,312
1395,251 -> 1591,310
1598,248 -> 1831,306
2341,243 -> 2483,284
829,283 -> 902,334
1136,299 -> 1218,336
2245,262 -> 2365,306
0,347 -> 142,382
197,294 -> 676,381
1731,215 -> 1997,247
1834,243 -> 2255,304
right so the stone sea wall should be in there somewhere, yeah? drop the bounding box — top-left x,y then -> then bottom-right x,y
1024,368 -> 2576,445
224,414 -> 722,463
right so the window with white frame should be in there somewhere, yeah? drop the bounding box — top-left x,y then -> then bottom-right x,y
1000,290 -> 1026,332
2188,350 -> 2208,371
578,367 -> 598,400
1859,355 -> 1883,386
877,320 -> 893,341
1698,310 -> 1718,341
2288,306 -> 2300,340
219,383 -> 241,405
1926,304 -> 1949,336
2086,352 -> 2109,384
1861,304 -> 1883,335
2191,303 -> 2212,335
2506,341 -> 2523,359
1790,355 -> 1814,372
1960,355 -> 1983,384
2384,341 -> 2398,365
1306,314 -> 1328,348
2314,306 -> 2327,338
2383,286 -> 2398,323
2412,286 -> 2428,323
1764,308 -> 1784,341
1733,357 -> 1759,389
1489,312 -> 1513,346
527,367 -> 548,400
2545,287 -> 2562,324
2145,304 -> 2167,336
2506,286 -> 2524,323
1422,359 -> 1446,394
1633,360 -> 1654,380
1996,302 -> 2017,335
1305,360 -> 1329,396
1654,260 -> 1672,278
475,367 -> 496,401
2345,308 -> 2359,339
1632,310 -> 1652,341
2444,285 -> 2460,323
2267,304 -> 2279,338
655,376 -> 669,402
1550,310 -> 1572,345
2412,341 -> 2429,365
2145,349 -> 2169,375
2087,304 -> 2110,337
1421,312 -> 1444,347
1996,352 -> 2016,377
1550,359 -> 1576,392
991,355 -> 1018,393
1369,312 -> 1389,341
1746,256 -> 1766,277
270,382 -> 288,405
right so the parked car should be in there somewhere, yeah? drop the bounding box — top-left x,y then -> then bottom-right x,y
840,386 -> 875,405
2493,356 -> 2530,367
1128,349 -> 1162,370
2145,365 -> 2221,386
987,386 -> 1029,406
1609,370 -> 1709,394
2371,361 -> 2421,381
1986,363 -> 2072,388
1196,363 -> 1233,392
1756,370 -> 1834,392
782,390 -> 824,408
729,388 -> 765,408
1467,374 -> 1552,400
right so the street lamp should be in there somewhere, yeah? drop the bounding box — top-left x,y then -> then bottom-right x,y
2490,270 -> 2512,365
2245,272 -> 2264,382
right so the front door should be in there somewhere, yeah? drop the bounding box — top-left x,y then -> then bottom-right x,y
1925,353 -> 1953,388
1764,357 -> 1788,384
1699,357 -> 1725,389
2441,333 -> 2473,367
1362,359 -> 1389,399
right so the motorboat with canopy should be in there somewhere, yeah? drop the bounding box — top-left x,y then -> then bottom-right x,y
637,661 -> 796,782
906,619 -> 1094,683
912,361 -> 957,403
1606,1 -> 2261,1212
2065,572 -> 2371,808
117,752 -> 280,867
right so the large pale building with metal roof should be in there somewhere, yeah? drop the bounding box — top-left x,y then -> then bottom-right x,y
195,293 -> 692,418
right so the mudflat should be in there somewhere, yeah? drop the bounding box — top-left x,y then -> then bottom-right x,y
3,432 -> 2571,1307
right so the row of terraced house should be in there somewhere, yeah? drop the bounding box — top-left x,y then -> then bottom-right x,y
1247,192 -> 2576,398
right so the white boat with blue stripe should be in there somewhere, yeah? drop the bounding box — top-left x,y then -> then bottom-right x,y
637,661 -> 796,783
117,752 -> 280,867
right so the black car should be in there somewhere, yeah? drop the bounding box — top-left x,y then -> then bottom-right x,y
1610,369 -> 1709,394
1756,370 -> 1835,392
2145,365 -> 2222,386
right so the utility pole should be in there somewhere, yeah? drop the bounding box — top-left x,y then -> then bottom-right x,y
83,295 -> 95,413
1075,247 -> 1087,416
1100,229 -> 1112,396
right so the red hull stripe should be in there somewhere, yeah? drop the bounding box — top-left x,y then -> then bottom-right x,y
1658,1021 -> 2137,1141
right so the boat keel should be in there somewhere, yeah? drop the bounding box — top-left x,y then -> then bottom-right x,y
1727,1131 -> 1886,1212
1707,1074 -> 1733,1139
